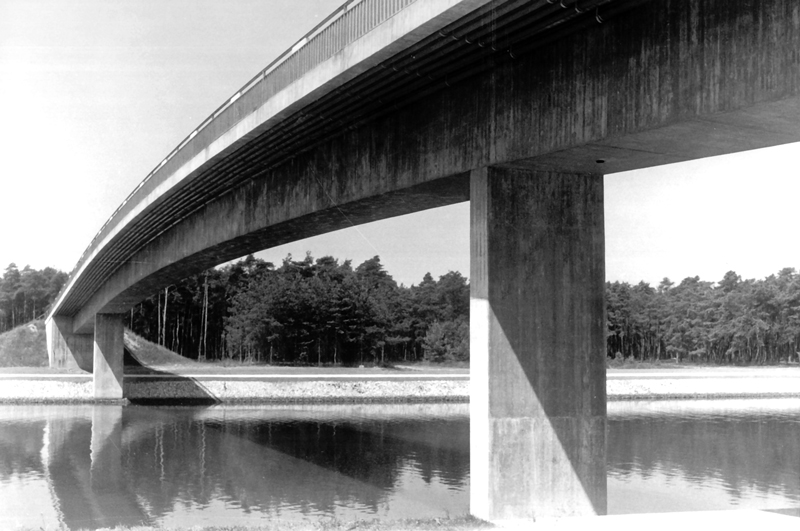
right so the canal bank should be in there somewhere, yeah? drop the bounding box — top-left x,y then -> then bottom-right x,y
6,510 -> 798,530
0,367 -> 798,403
0,373 -> 469,403
607,366 -> 800,400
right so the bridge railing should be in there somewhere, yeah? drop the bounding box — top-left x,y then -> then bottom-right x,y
55,0 -> 418,313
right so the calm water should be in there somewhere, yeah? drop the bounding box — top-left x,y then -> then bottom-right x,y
0,399 -> 798,529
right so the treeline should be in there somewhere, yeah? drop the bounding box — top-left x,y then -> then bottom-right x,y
607,268 -> 800,364
129,254 -> 469,365
8,254 -> 797,367
0,263 -> 68,332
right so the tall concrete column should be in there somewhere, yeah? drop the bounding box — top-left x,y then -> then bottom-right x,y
470,167 -> 606,522
93,314 -> 125,400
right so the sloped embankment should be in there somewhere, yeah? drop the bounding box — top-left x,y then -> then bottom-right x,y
0,321 -> 196,369
0,320 -> 48,367
123,330 -> 198,369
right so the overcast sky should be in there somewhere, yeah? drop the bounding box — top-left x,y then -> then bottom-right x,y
2,0 -> 798,288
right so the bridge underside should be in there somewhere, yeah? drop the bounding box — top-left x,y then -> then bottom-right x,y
57,0 -> 800,336
48,0 -> 800,521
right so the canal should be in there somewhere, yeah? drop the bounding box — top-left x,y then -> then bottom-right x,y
0,399 -> 798,529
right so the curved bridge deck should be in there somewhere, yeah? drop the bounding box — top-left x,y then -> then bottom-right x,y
45,0 -> 800,522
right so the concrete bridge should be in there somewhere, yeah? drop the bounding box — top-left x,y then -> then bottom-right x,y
45,0 -> 800,521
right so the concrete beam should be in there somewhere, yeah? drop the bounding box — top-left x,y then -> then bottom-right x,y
50,0 -> 493,324
93,314 -> 125,399
57,0 -> 800,334
470,167 -> 606,521
71,173 -> 470,333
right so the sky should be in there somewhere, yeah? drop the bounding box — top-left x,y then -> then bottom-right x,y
1,0 -> 798,288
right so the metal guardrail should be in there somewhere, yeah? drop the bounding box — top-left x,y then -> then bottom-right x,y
54,0 -> 418,313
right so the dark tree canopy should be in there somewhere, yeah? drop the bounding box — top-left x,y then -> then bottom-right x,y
606,268 -> 800,364
128,254 -> 470,365
9,254 -> 796,368
0,263 -> 67,332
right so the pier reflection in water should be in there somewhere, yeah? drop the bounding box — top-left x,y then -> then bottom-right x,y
0,399 -> 799,529
0,403 -> 470,529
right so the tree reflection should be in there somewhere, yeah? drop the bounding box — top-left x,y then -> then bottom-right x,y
3,402 -> 798,527
0,404 -> 469,527
122,411 -> 470,518
608,409 -> 800,503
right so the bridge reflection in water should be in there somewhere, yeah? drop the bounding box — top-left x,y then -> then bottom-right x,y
0,403 -> 471,529
1,400 -> 798,529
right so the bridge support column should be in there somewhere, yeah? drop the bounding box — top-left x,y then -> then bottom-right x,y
469,167 -> 606,522
46,316 -> 93,371
93,314 -> 125,400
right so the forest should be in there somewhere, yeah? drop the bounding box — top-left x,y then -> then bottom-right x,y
607,269 -> 800,364
127,254 -> 470,365
2,258 -> 799,365
0,263 -> 68,332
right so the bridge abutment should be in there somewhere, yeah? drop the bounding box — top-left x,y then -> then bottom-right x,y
93,314 -> 125,400
46,315 -> 93,371
470,167 -> 606,521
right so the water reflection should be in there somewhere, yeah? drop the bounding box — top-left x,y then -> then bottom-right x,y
0,403 -> 470,529
607,399 -> 800,514
0,400 -> 798,529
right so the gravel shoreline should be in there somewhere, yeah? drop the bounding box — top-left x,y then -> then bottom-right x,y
1,373 -> 799,403
0,378 -> 471,403
606,374 -> 800,400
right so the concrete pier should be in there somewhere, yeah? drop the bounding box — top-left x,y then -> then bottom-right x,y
470,167 -> 606,521
93,314 -> 125,400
